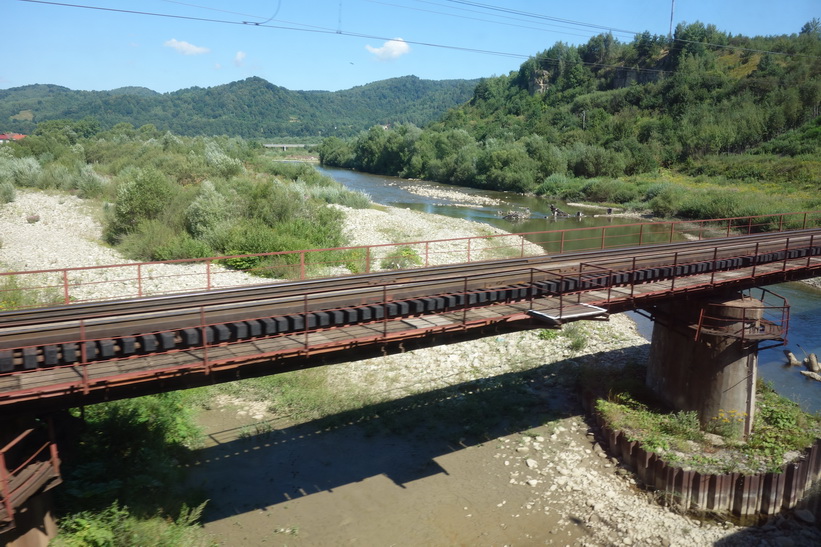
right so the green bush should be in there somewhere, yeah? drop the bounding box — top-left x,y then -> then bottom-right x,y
185,181 -> 235,239
39,163 -> 75,190
59,393 -> 201,514
644,183 -> 685,217
53,501 -> 213,547
77,165 -> 108,199
118,219 -> 182,261
10,156 -> 42,187
581,178 -> 641,204
106,167 -> 176,243
153,235 -> 214,261
0,180 -> 15,203
0,274 -> 63,311
534,173 -> 571,196
380,246 -> 423,270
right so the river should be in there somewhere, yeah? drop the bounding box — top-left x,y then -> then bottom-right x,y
317,166 -> 821,414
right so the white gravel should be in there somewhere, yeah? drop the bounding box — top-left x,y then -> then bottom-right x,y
0,191 -> 263,303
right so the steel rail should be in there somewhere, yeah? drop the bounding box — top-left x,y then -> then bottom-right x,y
0,229 -> 817,366
2,227 -> 818,329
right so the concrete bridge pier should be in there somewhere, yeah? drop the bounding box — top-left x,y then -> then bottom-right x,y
646,292 -> 776,438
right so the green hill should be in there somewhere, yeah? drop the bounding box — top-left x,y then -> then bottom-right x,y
0,75 -> 478,138
319,20 -> 821,212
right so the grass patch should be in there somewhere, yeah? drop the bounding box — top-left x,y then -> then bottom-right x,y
0,274 -> 63,310
379,245 -> 423,270
186,368 -> 379,423
52,502 -> 214,547
587,364 -> 821,474
55,393 -> 209,544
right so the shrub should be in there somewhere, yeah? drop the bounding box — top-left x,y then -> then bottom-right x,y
11,156 -> 42,187
52,501 -> 214,547
0,274 -> 63,311
106,168 -> 176,243
39,163 -> 75,190
380,246 -> 423,270
534,173 -> 571,197
153,235 -> 214,261
118,219 -> 180,261
204,141 -> 244,178
76,165 -> 108,199
645,183 -> 685,217
566,142 -> 626,178
185,181 -> 234,239
59,393 -> 201,513
0,180 -> 15,203
581,178 -> 640,204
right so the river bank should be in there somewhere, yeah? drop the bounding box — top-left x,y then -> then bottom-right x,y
2,189 -> 819,545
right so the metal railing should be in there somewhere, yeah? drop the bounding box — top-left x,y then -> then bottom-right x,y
2,233 -> 819,403
0,424 -> 60,529
0,211 -> 819,311
694,288 -> 790,347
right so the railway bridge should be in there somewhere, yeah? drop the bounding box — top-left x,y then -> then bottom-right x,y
1,212 -> 820,542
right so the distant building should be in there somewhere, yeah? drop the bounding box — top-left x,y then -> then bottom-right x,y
0,133 -> 26,144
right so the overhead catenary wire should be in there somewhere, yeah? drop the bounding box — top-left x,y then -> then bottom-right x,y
10,0 -> 666,76
15,0 -> 819,76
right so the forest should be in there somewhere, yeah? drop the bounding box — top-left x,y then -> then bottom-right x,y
0,75 -> 478,138
319,21 -> 821,219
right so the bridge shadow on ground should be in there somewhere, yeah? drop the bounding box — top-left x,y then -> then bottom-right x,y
184,351 -> 596,524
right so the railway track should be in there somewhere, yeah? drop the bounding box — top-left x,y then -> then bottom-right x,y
1,228 -> 819,377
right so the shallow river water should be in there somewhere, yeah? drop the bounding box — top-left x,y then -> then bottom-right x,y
318,165 -> 821,413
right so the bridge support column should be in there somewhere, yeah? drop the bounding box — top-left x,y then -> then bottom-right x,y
646,292 -> 765,438
0,491 -> 57,547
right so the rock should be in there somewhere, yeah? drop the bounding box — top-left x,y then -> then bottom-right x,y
704,433 -> 726,447
785,350 -> 802,366
799,370 -> 821,382
804,353 -> 820,373
794,508 -> 816,525
525,458 -> 538,469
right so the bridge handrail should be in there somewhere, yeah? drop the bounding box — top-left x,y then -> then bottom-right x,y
0,211 -> 819,309
0,231 -> 819,407
0,426 -> 59,525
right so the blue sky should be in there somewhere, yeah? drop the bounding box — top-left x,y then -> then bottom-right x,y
3,0 -> 818,93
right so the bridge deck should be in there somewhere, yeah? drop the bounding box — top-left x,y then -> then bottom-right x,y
1,254 -> 818,408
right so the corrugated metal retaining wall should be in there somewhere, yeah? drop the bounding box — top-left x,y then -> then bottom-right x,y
583,398 -> 821,518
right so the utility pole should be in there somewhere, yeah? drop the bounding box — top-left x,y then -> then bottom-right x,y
669,0 -> 675,38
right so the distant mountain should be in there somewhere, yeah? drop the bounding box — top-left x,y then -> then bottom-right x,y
0,76 -> 479,138
106,86 -> 160,97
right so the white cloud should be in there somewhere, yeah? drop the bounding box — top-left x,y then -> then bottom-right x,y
234,51 -> 247,67
365,38 -> 410,61
164,38 -> 210,55
214,63 -> 223,70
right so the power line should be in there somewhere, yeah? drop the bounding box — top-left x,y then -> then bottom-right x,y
440,0 -> 643,36
16,0 -> 529,59
434,0 -> 819,59
15,0 -> 818,71
371,0 -> 628,40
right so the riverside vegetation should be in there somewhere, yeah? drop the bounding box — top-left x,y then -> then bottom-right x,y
587,364 -> 821,476
319,21 -> 821,221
